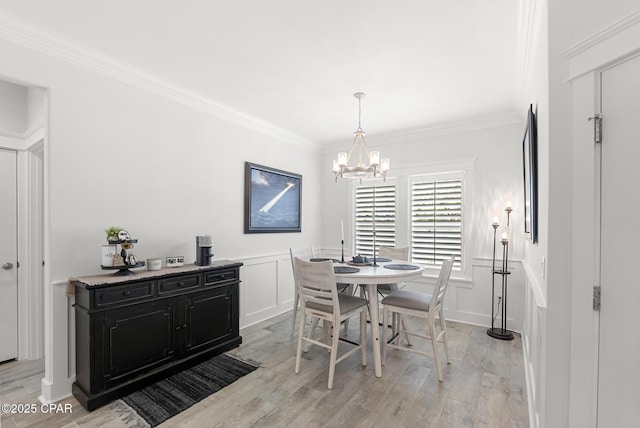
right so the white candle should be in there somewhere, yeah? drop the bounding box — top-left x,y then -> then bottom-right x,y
492,216 -> 499,226
505,200 -> 512,209
341,220 -> 344,241
501,231 -> 509,242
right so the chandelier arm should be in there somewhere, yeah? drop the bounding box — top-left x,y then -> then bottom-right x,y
346,135 -> 358,163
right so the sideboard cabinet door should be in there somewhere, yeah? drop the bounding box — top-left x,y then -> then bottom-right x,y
100,299 -> 177,391
182,283 -> 239,356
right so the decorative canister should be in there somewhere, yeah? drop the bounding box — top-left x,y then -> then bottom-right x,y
101,245 -> 118,267
147,258 -> 162,271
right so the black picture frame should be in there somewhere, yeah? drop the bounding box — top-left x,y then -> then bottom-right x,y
244,162 -> 302,233
522,104 -> 538,243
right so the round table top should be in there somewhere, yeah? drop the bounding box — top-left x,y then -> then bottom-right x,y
332,259 -> 426,284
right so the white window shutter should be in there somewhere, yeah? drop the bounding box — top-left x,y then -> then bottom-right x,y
411,179 -> 462,268
355,184 -> 396,257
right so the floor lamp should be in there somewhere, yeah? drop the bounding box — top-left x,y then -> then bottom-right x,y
487,202 -> 514,340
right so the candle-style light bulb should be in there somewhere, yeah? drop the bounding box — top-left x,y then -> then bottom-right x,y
501,226 -> 509,243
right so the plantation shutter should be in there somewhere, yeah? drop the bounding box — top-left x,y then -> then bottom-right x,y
355,184 -> 396,257
411,179 -> 462,268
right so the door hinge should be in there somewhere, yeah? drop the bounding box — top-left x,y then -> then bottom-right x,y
588,114 -> 602,144
593,285 -> 601,311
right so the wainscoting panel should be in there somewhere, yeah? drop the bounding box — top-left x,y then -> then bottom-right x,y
238,252 -> 294,329
521,262 -> 547,428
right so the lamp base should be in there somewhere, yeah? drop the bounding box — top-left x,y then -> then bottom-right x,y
487,327 -> 514,341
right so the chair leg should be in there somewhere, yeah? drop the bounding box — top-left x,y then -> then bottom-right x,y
439,310 -> 451,364
382,306 -> 389,365
291,291 -> 299,336
327,319 -> 340,389
428,321 -> 443,381
295,309 -> 306,374
304,317 -> 320,352
360,310 -> 367,366
401,315 -> 413,346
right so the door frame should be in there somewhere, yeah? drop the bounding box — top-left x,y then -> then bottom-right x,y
562,12 -> 640,428
0,101 -> 47,361
18,131 -> 45,360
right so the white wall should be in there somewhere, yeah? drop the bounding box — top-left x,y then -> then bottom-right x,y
521,2 -> 640,427
0,79 -> 26,133
0,33 -> 323,401
321,118 -> 526,329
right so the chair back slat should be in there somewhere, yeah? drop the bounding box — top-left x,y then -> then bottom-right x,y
430,256 -> 454,313
293,258 -> 339,312
379,246 -> 409,261
290,247 -> 314,289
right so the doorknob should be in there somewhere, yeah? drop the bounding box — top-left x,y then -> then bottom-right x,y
2,262 -> 13,270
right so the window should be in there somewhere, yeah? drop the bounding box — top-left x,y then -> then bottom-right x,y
411,177 -> 463,269
354,184 -> 396,257
351,164 -> 471,278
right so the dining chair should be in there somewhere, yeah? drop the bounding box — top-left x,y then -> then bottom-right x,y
289,247 -> 351,336
381,256 -> 454,381
357,246 -> 412,342
290,247 -> 314,336
293,257 -> 369,389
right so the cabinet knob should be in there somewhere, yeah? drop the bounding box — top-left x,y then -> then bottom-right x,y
182,324 -> 188,329
175,326 -> 181,331
178,282 -> 184,286
123,290 -> 131,296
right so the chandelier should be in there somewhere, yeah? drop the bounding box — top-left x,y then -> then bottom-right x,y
333,93 -> 390,181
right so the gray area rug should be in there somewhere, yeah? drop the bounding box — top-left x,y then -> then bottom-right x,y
117,353 -> 259,427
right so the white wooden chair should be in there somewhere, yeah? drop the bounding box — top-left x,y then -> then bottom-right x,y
357,246 -> 412,342
293,257 -> 369,389
289,247 -> 314,336
381,256 -> 454,381
375,246 -> 410,295
289,247 -> 351,336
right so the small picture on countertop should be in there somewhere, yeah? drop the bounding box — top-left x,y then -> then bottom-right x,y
166,256 -> 184,267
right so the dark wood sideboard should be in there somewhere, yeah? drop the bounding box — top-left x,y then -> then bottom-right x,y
71,261 -> 243,410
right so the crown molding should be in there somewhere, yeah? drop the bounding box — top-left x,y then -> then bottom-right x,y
561,9 -> 640,80
321,110 -> 522,154
0,12 -> 320,152
562,9 -> 640,59
514,0 -> 545,111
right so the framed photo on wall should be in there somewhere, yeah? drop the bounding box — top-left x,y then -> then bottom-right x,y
522,104 -> 538,243
244,162 -> 302,233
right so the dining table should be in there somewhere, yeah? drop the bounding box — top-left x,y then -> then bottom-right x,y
332,258 -> 426,378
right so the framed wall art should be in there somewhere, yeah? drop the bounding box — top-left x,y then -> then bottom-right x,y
522,104 -> 538,243
244,162 -> 301,233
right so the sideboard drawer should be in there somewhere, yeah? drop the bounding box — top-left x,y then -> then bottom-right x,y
204,269 -> 237,285
96,282 -> 154,307
158,274 -> 201,295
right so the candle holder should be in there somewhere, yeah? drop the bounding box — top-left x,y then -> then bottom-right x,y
487,206 -> 514,340
341,239 -> 345,263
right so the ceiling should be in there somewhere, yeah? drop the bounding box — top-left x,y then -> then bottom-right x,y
0,0 -> 523,148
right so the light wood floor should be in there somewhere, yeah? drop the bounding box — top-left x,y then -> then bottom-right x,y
0,312 -> 529,427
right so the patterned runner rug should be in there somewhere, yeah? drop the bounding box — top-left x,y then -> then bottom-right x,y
118,353 -> 259,427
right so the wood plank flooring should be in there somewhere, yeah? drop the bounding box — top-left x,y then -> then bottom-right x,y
0,313 -> 529,427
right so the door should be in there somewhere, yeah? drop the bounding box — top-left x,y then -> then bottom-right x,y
598,55 -> 640,425
0,148 -> 18,362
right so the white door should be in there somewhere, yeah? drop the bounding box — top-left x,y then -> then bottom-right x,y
0,148 -> 18,362
598,55 -> 640,425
